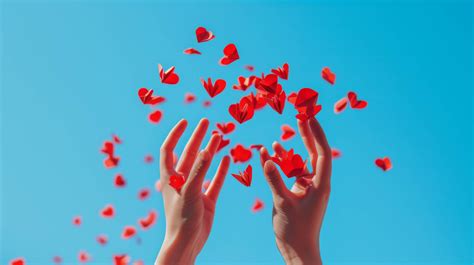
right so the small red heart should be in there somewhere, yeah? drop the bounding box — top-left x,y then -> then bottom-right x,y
72,216 -> 82,226
331,148 -> 341,159
281,124 -> 296,141
231,165 -> 252,187
139,210 -> 157,230
216,122 -> 236,134
184,92 -> 196,103
255,74 -> 281,96
271,149 -> 307,178
100,204 -> 114,218
322,67 -> 336,85
375,157 -> 392,171
97,234 -> 108,245
293,88 -> 322,121
201,78 -> 226,98
251,198 -> 264,213
144,154 -> 154,163
138,188 -> 150,200
219,43 -> 239,65
271,63 -> 289,80
217,137 -> 230,152
228,97 -> 255,124
158,64 -> 179,85
232,76 -> 256,91
266,91 -> 286,114
347,91 -> 368,109
114,174 -> 126,188
169,175 -> 185,192
245,65 -> 254,72
78,251 -> 90,263
230,144 -> 252,163
138,88 -> 165,105
112,134 -> 122,144
195,26 -> 215,43
148,110 -> 163,124
10,258 -> 25,265
334,97 -> 348,114
121,225 -> 136,239
113,254 -> 130,265
183,48 -> 201,55
203,100 -> 212,107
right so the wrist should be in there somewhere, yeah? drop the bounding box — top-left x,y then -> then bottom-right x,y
155,235 -> 198,265
276,239 -> 322,265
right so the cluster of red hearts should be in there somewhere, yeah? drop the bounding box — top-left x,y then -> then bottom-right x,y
8,26 -> 392,265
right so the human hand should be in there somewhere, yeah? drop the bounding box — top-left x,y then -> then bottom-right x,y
155,118 -> 231,265
260,118 -> 332,265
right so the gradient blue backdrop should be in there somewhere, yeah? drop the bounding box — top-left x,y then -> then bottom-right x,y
1,1 -> 472,264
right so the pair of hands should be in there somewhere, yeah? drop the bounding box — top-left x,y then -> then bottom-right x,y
155,118 -> 332,265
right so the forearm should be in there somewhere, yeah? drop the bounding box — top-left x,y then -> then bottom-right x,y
277,240 -> 322,265
155,235 -> 198,265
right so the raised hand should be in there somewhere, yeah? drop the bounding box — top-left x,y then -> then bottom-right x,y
156,119 -> 230,265
260,118 -> 332,265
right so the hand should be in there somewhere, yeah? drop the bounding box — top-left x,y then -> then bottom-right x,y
155,118 -> 230,265
260,118 -> 332,265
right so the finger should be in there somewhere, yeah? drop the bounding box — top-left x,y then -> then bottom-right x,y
183,150 -> 212,192
206,156 -> 231,202
297,119 -> 318,171
184,134 -> 221,190
176,118 -> 210,176
272,141 -> 287,157
263,160 -> 290,199
259,146 -> 272,168
308,118 -> 332,188
160,119 -> 188,177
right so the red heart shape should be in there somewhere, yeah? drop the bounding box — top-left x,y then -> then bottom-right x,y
347,91 -> 368,109
169,174 -> 185,192
219,43 -> 240,65
271,63 -> 289,80
331,148 -> 342,159
148,110 -> 162,124
217,137 -> 230,152
72,216 -> 81,226
232,76 -> 256,91
334,97 -> 348,114
271,149 -> 307,178
281,124 -> 296,141
266,91 -> 286,114
293,88 -> 322,121
158,64 -> 179,85
255,74 -> 281,96
114,174 -> 126,187
138,188 -> 150,200
138,88 -> 165,105
375,157 -> 392,171
121,225 -> 136,239
228,97 -> 255,124
201,78 -> 226,98
251,198 -> 264,213
195,26 -> 215,43
10,258 -> 25,265
231,165 -> 252,187
113,254 -> 130,265
216,122 -> 236,134
78,251 -> 90,263
97,234 -> 108,245
230,144 -> 252,163
139,210 -> 157,230
184,92 -> 196,103
100,204 -> 114,218
322,67 -> 336,85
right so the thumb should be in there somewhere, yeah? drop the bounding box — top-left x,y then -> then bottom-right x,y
263,160 -> 289,199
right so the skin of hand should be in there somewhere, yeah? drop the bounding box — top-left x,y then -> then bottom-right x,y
259,118 -> 332,265
155,118 -> 231,265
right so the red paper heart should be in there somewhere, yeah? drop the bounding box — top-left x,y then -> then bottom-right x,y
184,92 -> 196,103
138,88 -> 165,105
217,122 -> 236,134
169,175 -> 185,191
347,91 -> 368,109
255,74 -> 281,96
331,148 -> 341,159
244,93 -> 266,110
244,65 -> 254,71
144,154 -> 153,163
230,144 -> 252,163
100,205 -> 114,218
138,188 -> 150,200
78,251 -> 90,263
271,149 -> 307,178
121,226 -> 136,239
375,157 -> 392,171
266,91 -> 286,114
113,254 -> 130,265
104,155 -> 120,169
73,216 -> 82,226
183,48 -> 201,55
334,97 -> 348,114
195,26 -> 215,43
139,210 -> 157,230
203,100 -> 211,107
114,174 -> 126,187
219,43 -> 239,65
100,141 -> 115,156
287,92 -> 297,105
232,76 -> 256,91
158,64 -> 179,85
217,137 -> 230,152
250,144 -> 263,151
148,110 -> 163,124
112,134 -> 122,144
321,67 -> 336,85
201,78 -> 226,98
293,88 -> 322,121
228,97 -> 255,124
251,198 -> 264,213
271,63 -> 289,80
97,234 -> 108,245
281,124 -> 296,141
231,165 -> 252,187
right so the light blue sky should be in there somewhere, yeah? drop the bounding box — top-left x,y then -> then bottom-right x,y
1,1 -> 472,264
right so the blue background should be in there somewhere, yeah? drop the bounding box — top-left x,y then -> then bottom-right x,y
1,1 -> 472,264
